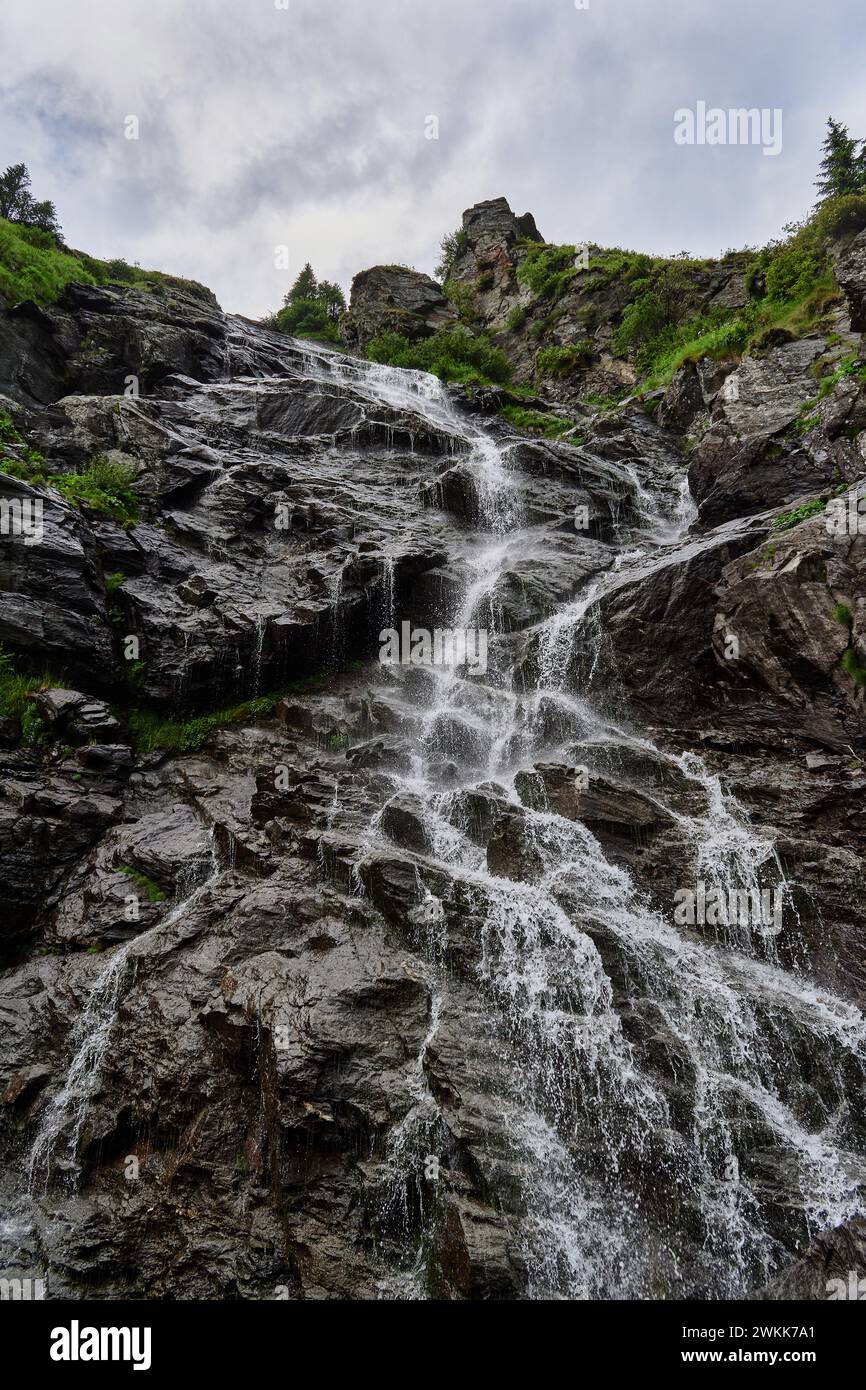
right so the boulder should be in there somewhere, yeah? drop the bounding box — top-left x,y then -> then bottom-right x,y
341,266 -> 456,350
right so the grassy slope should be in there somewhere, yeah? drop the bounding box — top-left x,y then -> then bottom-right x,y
0,216 -> 216,306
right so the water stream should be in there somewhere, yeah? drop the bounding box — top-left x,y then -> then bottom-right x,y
281,340 -> 866,1298
18,327 -> 864,1299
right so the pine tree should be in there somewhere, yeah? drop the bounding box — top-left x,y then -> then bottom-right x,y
0,163 -> 32,220
283,262 -> 318,306
317,279 -> 346,322
0,163 -> 61,234
815,118 -> 866,201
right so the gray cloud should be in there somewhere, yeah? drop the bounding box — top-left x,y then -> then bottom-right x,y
1,0 -> 864,316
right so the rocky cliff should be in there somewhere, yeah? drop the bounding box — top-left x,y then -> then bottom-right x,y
1,208 -> 866,1300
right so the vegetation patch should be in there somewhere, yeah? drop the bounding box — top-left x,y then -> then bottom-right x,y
772,498 -> 826,531
535,342 -> 593,377
436,227 -> 468,281
0,214 -> 214,308
841,648 -> 866,686
124,671 -> 338,755
365,328 -> 512,385
442,276 -> 478,326
516,242 -> 579,301
0,645 -> 64,743
0,441 -> 141,526
270,262 -> 345,345
126,695 -> 279,754
498,404 -> 581,441
117,865 -> 166,903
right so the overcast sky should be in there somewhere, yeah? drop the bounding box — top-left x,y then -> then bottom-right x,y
2,0 -> 864,317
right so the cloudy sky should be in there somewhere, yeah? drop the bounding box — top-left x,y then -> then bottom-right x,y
2,0 -> 864,317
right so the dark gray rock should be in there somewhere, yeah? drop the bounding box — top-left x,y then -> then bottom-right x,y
341,266 -> 456,351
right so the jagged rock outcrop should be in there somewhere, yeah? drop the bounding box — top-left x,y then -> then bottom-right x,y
685,338 -> 864,525
0,280 -> 224,407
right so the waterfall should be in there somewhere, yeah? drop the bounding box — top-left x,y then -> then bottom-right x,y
279,342 -> 866,1298
28,858 -> 221,1193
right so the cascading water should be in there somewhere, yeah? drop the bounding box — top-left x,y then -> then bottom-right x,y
287,339 -> 866,1298
28,852 -> 221,1193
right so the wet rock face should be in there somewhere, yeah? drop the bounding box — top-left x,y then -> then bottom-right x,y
0,281 -> 226,407
686,338 -> 835,525
756,1215 -> 866,1300
1,275 -> 866,1303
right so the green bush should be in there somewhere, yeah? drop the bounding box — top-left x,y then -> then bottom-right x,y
54,456 -> 140,524
365,328 -> 512,385
612,263 -> 699,355
772,498 -> 826,531
0,645 -> 64,737
535,341 -> 593,377
516,242 -> 578,300
764,230 -> 829,304
813,193 -> 866,240
443,276 -> 478,326
275,297 -> 340,343
0,443 -> 141,526
498,404 -> 581,440
841,648 -> 866,686
435,227 -> 468,281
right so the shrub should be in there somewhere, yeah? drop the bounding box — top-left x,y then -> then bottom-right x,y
443,276 -> 477,325
772,498 -> 826,531
612,263 -> 699,354
435,227 -> 468,281
813,192 -> 866,240
275,297 -> 340,343
0,645 -> 63,735
535,341 -> 593,377
365,328 -> 512,385
764,230 -> 829,304
833,602 -> 853,626
54,456 -> 140,524
498,404 -> 580,440
505,303 -> 528,332
841,648 -> 866,685
516,242 -> 578,300
0,445 -> 140,526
